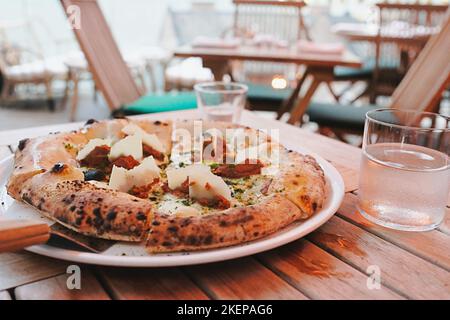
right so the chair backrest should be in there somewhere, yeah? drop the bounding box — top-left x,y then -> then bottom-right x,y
375,3 -> 449,70
231,0 -> 308,85
60,0 -> 141,111
232,0 -> 309,42
390,9 -> 450,113
377,3 -> 448,28
169,7 -> 232,46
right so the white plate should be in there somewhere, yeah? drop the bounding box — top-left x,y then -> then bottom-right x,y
0,145 -> 344,267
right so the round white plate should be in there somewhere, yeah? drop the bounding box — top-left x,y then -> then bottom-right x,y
0,145 -> 344,267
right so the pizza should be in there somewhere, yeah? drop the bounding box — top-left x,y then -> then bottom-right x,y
6,118 -> 326,253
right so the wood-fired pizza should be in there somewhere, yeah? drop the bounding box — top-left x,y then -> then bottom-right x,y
6,118 -> 326,253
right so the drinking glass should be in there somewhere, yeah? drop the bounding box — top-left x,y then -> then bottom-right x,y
358,109 -> 449,231
194,82 -> 248,123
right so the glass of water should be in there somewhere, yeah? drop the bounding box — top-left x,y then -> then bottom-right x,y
358,109 -> 449,231
194,82 -> 248,123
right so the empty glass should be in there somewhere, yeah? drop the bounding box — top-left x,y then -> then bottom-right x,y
358,109 -> 449,231
194,82 -> 248,123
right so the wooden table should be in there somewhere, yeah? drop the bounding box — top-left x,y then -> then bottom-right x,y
174,46 -> 362,125
331,23 -> 437,46
331,22 -> 438,73
0,110 -> 449,300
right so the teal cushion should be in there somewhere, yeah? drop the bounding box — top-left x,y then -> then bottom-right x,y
334,58 -> 399,80
334,66 -> 373,79
123,92 -> 197,115
307,102 -> 379,130
245,82 -> 293,102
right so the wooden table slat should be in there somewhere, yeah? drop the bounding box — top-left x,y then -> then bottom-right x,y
0,252 -> 68,291
308,216 -> 450,299
186,257 -> 308,300
174,46 -> 362,68
338,193 -> 450,271
14,268 -> 110,300
258,239 -> 403,299
0,290 -> 12,300
97,267 -> 209,300
437,208 -> 450,235
331,163 -> 360,193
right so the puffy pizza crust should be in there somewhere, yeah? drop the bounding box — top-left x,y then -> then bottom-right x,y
7,118 -> 171,241
20,170 -> 152,241
147,194 -> 303,252
268,148 -> 326,219
6,118 -> 326,251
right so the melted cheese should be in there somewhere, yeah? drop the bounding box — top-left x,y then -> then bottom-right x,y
109,134 -> 143,160
166,164 -> 209,189
166,164 -> 232,202
109,156 -> 160,192
76,138 -> 112,161
108,166 -> 129,191
189,168 -> 232,201
122,123 -> 165,153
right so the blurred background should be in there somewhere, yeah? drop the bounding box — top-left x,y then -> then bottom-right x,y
0,0 -> 448,133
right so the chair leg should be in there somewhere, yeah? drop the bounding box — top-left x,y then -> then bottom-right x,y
137,70 -> 147,94
60,76 -> 71,108
318,126 -> 337,139
325,82 -> 340,102
276,69 -> 309,119
350,82 -> 371,104
147,64 -> 157,92
1,80 -> 11,100
44,79 -> 55,112
70,75 -> 80,122
93,83 -> 99,102
318,126 -> 352,144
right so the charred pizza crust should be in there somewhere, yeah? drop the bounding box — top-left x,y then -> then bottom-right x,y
6,117 -> 326,252
147,194 -> 303,252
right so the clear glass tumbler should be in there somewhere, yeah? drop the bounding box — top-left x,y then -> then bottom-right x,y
358,109 -> 449,231
194,82 -> 248,123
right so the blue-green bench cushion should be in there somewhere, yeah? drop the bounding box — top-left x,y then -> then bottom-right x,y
122,92 -> 197,115
334,58 -> 400,80
245,82 -> 293,102
122,83 -> 293,115
307,102 -> 379,130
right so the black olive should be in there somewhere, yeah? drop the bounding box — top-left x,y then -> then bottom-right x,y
51,163 -> 66,173
84,169 -> 106,181
18,138 -> 29,151
84,119 -> 98,126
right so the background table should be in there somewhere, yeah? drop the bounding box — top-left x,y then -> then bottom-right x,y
331,22 -> 436,75
0,110 -> 449,300
174,46 -> 362,124
331,23 -> 437,46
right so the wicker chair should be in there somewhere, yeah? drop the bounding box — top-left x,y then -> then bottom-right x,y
0,23 -> 69,110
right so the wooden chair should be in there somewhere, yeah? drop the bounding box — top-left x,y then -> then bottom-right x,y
60,0 -> 142,115
329,3 -> 448,105
0,23 -> 69,110
230,0 -> 309,111
60,0 -> 199,119
301,8 -> 450,139
231,0 -> 309,84
370,2 -> 449,103
164,5 -> 222,91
